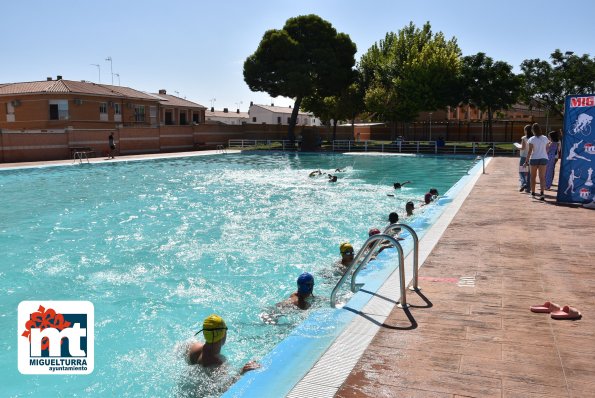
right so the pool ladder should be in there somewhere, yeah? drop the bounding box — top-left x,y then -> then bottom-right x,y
330,223 -> 419,308
216,145 -> 227,154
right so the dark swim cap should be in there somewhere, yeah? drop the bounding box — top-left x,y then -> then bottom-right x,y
297,272 -> 314,295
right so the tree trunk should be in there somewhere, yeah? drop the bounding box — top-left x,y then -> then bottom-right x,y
288,96 -> 303,143
332,119 -> 338,142
487,106 -> 493,142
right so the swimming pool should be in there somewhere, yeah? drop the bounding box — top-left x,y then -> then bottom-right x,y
0,153 -> 477,397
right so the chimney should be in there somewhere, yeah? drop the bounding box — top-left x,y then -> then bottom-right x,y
250,101 -> 253,106
46,77 -> 52,81
236,109 -> 240,113
210,107 -> 214,112
57,75 -> 62,80
271,102 -> 274,106
223,108 -> 228,113
159,89 -> 166,94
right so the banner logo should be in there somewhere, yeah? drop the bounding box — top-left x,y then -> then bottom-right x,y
18,301 -> 94,374
570,96 -> 595,108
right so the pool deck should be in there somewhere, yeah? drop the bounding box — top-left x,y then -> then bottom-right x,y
335,157 -> 595,398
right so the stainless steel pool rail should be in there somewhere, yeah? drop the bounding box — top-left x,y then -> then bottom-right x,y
482,147 -> 494,174
376,223 -> 420,291
330,234 -> 408,308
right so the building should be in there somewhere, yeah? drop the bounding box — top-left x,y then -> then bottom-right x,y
0,77 -> 205,130
248,103 -> 321,126
205,108 -> 249,125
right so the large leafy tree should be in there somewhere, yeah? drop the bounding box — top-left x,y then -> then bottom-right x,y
359,22 -> 461,138
244,14 -> 357,141
302,75 -> 365,141
520,50 -> 595,118
460,52 -> 520,141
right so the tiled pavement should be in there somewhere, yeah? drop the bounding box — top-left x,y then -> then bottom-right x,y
336,157 -> 595,398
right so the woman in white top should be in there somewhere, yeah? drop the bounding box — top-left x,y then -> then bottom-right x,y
524,123 -> 550,201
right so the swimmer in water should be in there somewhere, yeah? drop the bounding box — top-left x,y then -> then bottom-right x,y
187,314 -> 260,374
405,201 -> 415,216
285,272 -> 315,310
393,181 -> 411,189
335,242 -> 355,274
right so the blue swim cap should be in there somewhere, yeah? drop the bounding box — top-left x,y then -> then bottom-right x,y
297,272 -> 314,295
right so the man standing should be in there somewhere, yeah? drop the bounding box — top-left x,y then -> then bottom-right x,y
108,132 -> 116,159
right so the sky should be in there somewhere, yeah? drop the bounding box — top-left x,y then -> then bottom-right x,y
2,1 -> 594,111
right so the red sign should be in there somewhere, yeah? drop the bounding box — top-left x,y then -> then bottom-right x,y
570,96 -> 595,107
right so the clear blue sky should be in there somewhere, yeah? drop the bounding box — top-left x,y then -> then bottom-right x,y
2,1 -> 594,111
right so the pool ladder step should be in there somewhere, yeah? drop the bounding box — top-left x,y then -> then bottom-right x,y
330,223 -> 419,308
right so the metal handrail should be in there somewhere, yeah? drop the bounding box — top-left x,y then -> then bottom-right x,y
374,223 -> 420,291
330,234 -> 407,308
482,147 -> 494,174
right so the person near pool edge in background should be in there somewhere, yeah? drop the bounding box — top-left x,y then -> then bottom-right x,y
108,132 -> 116,159
187,314 -> 260,374
518,124 -> 533,193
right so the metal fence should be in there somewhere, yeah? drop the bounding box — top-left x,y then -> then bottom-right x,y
228,139 -> 518,156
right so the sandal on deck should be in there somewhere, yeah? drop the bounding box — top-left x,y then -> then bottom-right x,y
550,306 -> 582,320
530,301 -> 561,313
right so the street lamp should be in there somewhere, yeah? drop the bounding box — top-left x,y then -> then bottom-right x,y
105,56 -> 113,85
90,64 -> 100,83
114,73 -> 120,86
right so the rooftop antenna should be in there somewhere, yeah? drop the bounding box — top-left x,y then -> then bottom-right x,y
114,73 -> 120,86
174,90 -> 180,97
235,101 -> 243,111
210,98 -> 216,108
105,56 -> 113,85
90,64 -> 101,83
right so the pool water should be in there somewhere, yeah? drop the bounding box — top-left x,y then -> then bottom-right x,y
0,153 -> 476,397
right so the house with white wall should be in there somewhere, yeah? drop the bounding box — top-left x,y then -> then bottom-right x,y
247,103 -> 321,126
205,107 -> 249,125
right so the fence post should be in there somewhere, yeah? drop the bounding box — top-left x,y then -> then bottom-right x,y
348,141 -> 351,151
416,141 -> 419,153
399,141 -> 402,153
434,141 -> 437,154
381,143 -> 384,152
364,141 -> 367,152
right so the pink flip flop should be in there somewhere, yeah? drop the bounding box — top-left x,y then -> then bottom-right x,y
551,306 -> 582,320
530,301 -> 561,313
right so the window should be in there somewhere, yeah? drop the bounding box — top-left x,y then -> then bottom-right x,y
165,110 -> 173,125
192,112 -> 200,124
6,102 -> 15,122
179,111 -> 187,125
134,105 -> 145,122
252,117 -> 257,122
114,103 -> 122,115
99,102 -> 108,121
150,106 -> 157,126
277,116 -> 281,124
287,117 -> 290,124
49,100 -> 69,120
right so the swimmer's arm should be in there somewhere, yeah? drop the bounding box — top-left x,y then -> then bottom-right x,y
240,361 -> 261,375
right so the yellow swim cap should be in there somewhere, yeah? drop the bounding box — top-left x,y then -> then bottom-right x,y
340,242 -> 353,254
201,314 -> 227,343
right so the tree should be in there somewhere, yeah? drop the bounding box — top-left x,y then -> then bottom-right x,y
359,22 -> 461,138
302,75 -> 365,141
244,14 -> 357,141
520,50 -> 595,118
460,52 -> 520,141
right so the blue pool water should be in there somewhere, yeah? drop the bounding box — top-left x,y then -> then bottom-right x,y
0,153 -> 476,397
